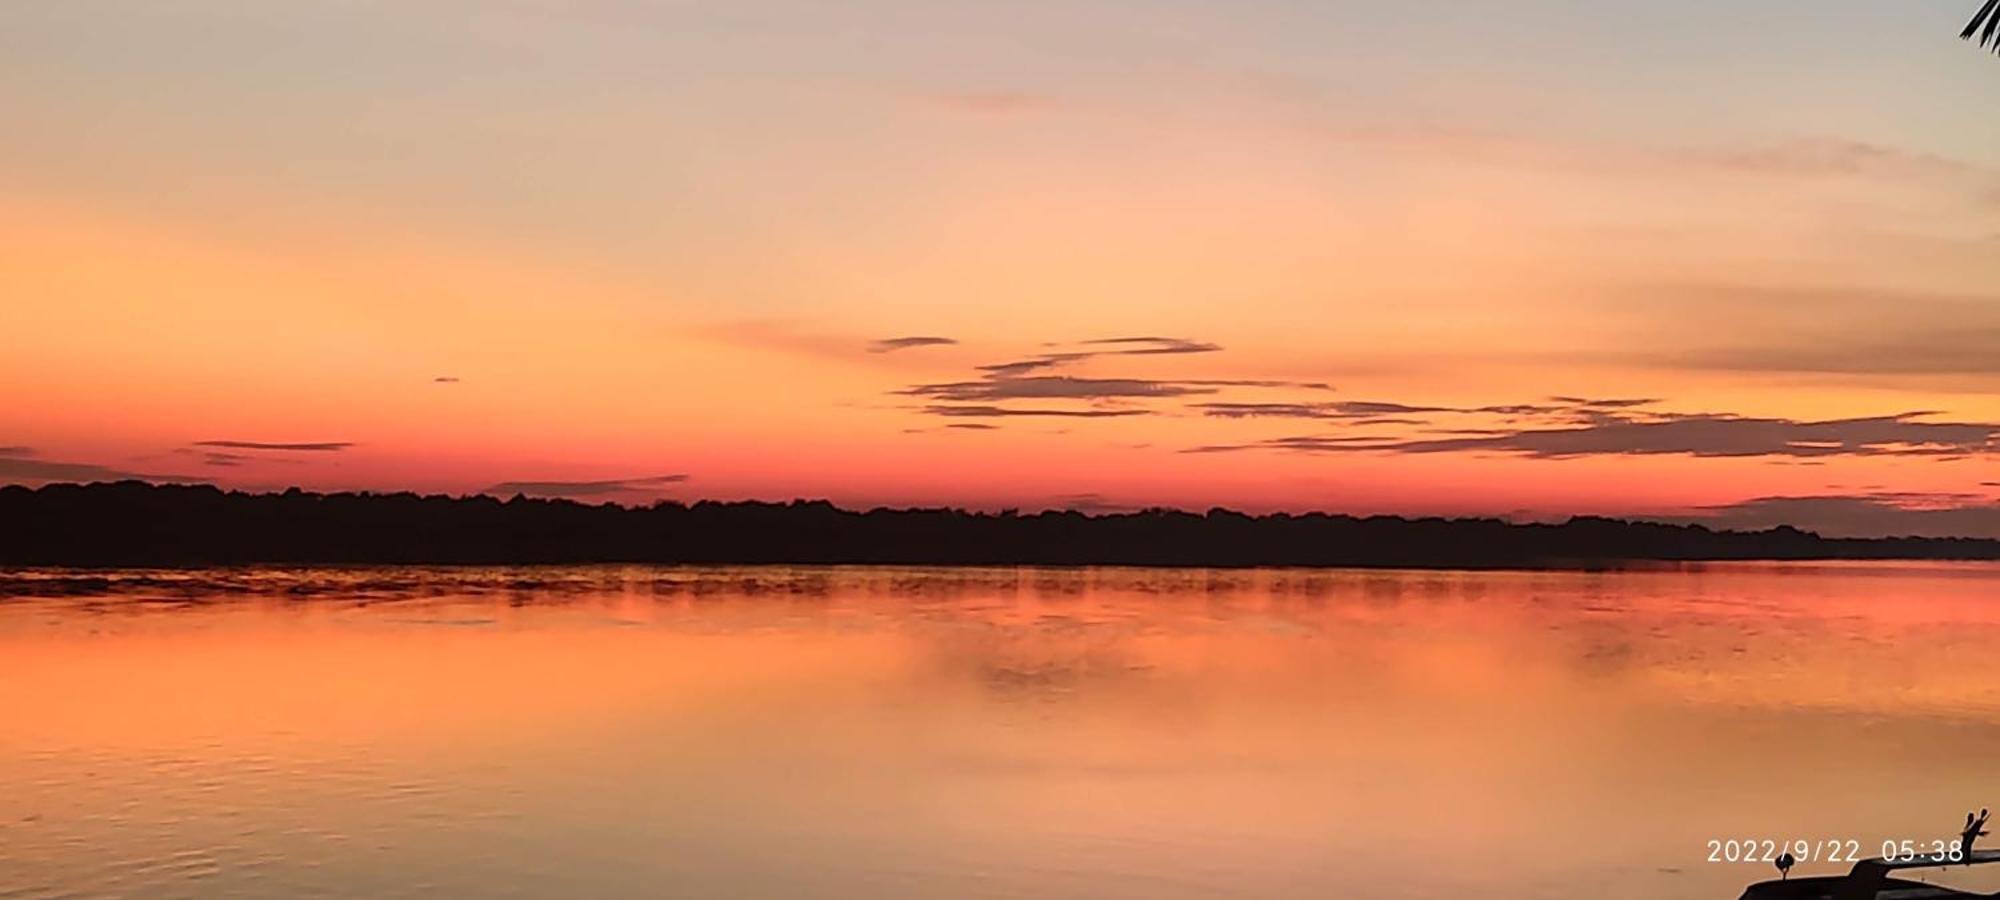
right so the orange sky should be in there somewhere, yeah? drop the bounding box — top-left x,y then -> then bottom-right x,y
2,2 -> 1997,536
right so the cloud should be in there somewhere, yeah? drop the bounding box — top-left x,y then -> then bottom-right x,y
1184,378 -> 1334,390
907,376 -> 1329,405
978,354 -> 1094,376
1048,492 -> 1133,513
1079,336 -> 1224,355
868,336 -> 958,353
1392,413 -> 1999,459
1185,435 -> 1402,454
1673,328 -> 2000,378
0,448 -> 204,485
1193,397 -> 1649,421
1196,400 -> 1449,419
1677,493 -> 2000,539
900,335 -> 1328,419
1195,402 -> 1338,419
977,337 -> 1223,376
945,423 -> 999,430
1188,411 -> 2000,459
194,440 -> 353,452
906,376 -> 1221,402
1605,286 -> 2000,381
1547,397 -> 1661,409
922,404 -> 1150,419
433,376 -> 461,383
200,452 -> 248,468
485,474 -> 691,498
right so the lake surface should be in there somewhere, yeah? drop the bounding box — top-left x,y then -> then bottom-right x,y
5,563 -> 2000,899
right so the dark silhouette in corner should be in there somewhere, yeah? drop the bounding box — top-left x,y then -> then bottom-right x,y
3,481 -> 1997,568
1969,0 -> 2000,53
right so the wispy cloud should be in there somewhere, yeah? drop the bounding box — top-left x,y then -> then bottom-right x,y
1196,400 -> 1451,419
1601,285 -> 2000,383
1080,336 -> 1223,355
1676,493 -> 2000,539
1193,397 -> 1654,421
1185,435 -> 1400,454
1189,410 -> 2000,460
1548,397 -> 1661,409
486,474 -> 691,498
433,376 -> 461,383
907,376 -> 1221,402
0,448 -> 204,485
868,335 -> 958,354
977,336 -> 1224,376
194,440 -> 353,452
1669,328 -> 2000,378
1049,492 -> 1132,513
897,335 -> 1336,420
923,404 -> 1149,419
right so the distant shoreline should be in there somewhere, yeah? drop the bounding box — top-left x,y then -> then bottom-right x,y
3,481 -> 1997,569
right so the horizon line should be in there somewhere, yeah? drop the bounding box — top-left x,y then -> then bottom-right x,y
8,478 -> 1999,546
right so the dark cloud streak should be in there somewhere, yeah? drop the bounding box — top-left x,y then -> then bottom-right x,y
195,441 -> 354,452
1189,412 -> 2000,459
869,336 -> 958,353
905,376 -> 1221,402
0,448 -> 205,485
923,405 -> 1149,419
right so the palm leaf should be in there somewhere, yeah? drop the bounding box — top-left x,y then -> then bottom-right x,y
1967,0 -> 2000,53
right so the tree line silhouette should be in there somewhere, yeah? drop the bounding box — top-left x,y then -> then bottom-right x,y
3,481 -> 1996,568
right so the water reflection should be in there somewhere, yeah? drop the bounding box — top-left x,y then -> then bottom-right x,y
4,563 -> 1999,899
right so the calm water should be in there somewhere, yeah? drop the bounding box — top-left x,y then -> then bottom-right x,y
5,563 -> 2000,899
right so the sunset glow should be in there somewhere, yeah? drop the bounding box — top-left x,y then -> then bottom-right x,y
4,1 -> 1998,536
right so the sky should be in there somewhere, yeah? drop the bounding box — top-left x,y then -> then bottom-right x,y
2,0 -> 1998,537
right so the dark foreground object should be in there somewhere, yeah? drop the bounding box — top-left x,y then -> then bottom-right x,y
3,481 -> 1997,568
1739,849 -> 2000,899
